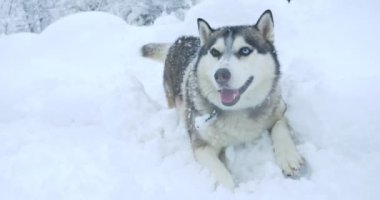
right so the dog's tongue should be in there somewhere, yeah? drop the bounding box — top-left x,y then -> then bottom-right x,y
220,89 -> 240,104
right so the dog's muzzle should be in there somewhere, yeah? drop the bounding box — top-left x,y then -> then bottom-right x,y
218,76 -> 254,106
214,68 -> 231,86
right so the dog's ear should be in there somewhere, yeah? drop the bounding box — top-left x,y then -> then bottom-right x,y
256,10 -> 274,43
197,18 -> 213,46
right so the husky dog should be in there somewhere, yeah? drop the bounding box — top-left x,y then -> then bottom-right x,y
141,10 -> 304,190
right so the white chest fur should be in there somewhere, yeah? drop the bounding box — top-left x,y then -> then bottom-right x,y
195,108 -> 276,149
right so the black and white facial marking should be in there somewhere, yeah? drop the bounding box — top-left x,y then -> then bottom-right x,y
196,10 -> 280,110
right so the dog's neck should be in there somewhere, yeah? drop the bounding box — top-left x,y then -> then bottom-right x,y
202,90 -> 279,122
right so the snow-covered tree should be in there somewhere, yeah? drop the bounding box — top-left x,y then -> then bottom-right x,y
0,0 -> 193,35
20,0 -> 57,33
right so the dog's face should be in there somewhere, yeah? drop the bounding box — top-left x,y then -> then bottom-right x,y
196,10 -> 280,110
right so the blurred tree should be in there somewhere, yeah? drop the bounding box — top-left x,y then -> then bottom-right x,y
0,0 -> 192,35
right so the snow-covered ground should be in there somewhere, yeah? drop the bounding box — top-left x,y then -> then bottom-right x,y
1,0 -> 379,199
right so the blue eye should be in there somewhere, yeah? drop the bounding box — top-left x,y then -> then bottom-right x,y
238,47 -> 253,56
210,48 -> 221,57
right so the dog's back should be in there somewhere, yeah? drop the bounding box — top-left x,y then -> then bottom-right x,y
142,36 -> 200,108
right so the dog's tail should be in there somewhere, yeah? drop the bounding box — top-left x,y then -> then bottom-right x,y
141,43 -> 171,63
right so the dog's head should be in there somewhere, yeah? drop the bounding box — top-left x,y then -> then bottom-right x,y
196,10 -> 280,110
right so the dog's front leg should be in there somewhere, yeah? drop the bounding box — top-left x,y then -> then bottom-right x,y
194,144 -> 235,190
270,117 -> 304,177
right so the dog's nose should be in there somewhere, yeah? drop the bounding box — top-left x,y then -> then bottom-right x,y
214,68 -> 231,85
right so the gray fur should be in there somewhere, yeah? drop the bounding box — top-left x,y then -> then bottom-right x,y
164,36 -> 200,108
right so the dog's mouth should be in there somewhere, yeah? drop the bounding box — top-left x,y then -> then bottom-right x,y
218,76 -> 254,106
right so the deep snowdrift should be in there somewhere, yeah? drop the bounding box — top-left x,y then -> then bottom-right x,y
0,0 -> 379,199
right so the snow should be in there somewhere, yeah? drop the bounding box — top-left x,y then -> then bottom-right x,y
0,0 -> 380,199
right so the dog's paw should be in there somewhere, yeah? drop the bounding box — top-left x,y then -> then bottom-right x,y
275,148 -> 306,178
216,172 -> 235,191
